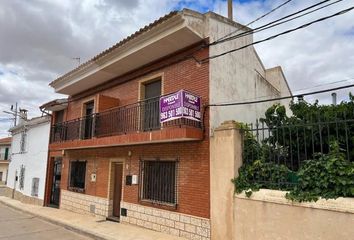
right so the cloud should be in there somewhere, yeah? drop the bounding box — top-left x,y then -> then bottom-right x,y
0,0 -> 353,137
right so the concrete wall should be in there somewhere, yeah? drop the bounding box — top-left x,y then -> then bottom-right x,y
208,15 -> 291,130
234,190 -> 354,240
209,121 -> 354,240
210,121 -> 242,240
7,119 -> 50,201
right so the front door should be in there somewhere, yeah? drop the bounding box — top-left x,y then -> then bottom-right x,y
113,164 -> 123,217
50,158 -> 62,207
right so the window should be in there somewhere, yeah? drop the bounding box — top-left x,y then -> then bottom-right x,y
55,110 -> 64,124
140,160 -> 178,205
19,165 -> 25,190
0,172 -> 3,181
20,131 -> 27,153
82,101 -> 95,139
69,161 -> 86,192
4,147 -> 9,160
31,178 -> 40,197
142,80 -> 161,131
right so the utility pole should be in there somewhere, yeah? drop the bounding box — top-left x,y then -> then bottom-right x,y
3,102 -> 18,127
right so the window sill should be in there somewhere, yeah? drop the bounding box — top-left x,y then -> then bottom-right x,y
139,199 -> 177,209
68,187 -> 85,194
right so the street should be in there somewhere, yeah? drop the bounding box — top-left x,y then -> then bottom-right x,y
0,203 -> 92,240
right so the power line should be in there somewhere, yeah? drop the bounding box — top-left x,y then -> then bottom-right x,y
215,0 -> 295,42
199,5 -> 354,63
208,82 -> 354,107
211,0 -> 343,46
214,77 -> 354,105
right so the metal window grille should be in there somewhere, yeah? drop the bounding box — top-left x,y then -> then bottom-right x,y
69,161 -> 86,192
19,165 -> 25,190
20,131 -> 27,153
31,178 -> 39,197
139,160 -> 178,206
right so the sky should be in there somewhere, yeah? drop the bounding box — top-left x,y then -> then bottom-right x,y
0,0 -> 354,137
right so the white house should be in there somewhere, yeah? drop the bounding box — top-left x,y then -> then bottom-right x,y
6,115 -> 50,205
0,137 -> 11,184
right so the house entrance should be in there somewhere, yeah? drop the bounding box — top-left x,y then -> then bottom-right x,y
49,158 -> 62,207
113,163 -> 123,217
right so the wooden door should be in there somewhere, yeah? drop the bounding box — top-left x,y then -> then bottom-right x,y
113,164 -> 123,217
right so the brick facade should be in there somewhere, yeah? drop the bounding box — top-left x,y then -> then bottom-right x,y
60,140 -> 210,219
47,44 -> 211,239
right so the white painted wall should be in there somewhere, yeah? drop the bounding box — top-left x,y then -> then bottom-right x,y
207,14 -> 291,130
6,117 -> 50,200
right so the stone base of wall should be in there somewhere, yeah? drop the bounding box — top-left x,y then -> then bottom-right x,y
60,190 -> 111,217
121,202 -> 211,240
0,186 -> 43,206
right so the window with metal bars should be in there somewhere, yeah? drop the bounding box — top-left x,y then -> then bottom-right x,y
140,160 -> 178,206
69,161 -> 86,192
31,178 -> 39,197
19,165 -> 25,190
20,131 -> 27,153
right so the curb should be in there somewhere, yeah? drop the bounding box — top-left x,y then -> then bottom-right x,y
0,198 -> 109,240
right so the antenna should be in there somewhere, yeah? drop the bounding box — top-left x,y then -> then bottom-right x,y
3,102 -> 18,126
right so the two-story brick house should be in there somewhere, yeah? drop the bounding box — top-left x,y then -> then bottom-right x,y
42,9 -> 291,240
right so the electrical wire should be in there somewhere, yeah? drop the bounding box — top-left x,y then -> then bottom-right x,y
216,0 -> 295,42
213,76 -> 354,105
200,5 -> 354,63
207,82 -> 354,107
211,0 -> 343,46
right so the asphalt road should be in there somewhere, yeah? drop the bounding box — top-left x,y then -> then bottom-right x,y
0,203 -> 92,240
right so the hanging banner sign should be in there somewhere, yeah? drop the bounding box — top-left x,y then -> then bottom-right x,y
160,90 -> 201,123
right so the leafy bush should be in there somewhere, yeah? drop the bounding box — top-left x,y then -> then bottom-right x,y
233,96 -> 354,202
232,160 -> 293,197
286,143 -> 354,202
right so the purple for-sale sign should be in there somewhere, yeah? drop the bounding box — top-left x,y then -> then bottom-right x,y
160,90 -> 201,123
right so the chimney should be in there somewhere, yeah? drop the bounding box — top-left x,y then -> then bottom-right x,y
18,109 -> 28,125
228,0 -> 233,20
331,92 -> 337,105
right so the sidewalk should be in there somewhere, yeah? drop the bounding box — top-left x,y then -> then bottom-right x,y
0,196 -> 184,240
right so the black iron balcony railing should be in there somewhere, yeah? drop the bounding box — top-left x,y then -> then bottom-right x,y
50,96 -> 202,143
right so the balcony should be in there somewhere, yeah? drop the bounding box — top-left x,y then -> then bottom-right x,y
50,95 -> 203,150
0,153 -> 9,161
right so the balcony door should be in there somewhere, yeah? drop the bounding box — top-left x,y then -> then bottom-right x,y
83,101 -> 94,139
143,80 -> 161,131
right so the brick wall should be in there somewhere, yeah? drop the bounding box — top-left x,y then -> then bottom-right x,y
61,139 -> 210,219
